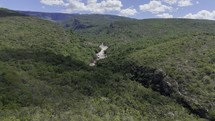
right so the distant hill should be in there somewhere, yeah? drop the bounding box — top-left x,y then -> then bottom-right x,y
18,10 -> 133,34
18,10 -> 132,23
18,11 -> 76,21
60,14 -> 132,30
0,8 -> 25,17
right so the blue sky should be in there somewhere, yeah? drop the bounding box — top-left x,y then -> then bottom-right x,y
0,0 -> 215,19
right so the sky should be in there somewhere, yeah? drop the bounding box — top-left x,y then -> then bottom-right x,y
0,0 -> 215,20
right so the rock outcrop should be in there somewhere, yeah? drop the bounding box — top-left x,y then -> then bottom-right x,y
128,65 -> 212,120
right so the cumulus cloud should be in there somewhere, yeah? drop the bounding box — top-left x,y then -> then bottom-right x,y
40,0 -> 65,6
98,0 -> 122,11
139,1 -> 172,14
163,0 -> 177,5
119,8 -> 137,17
64,0 -> 87,12
156,13 -> 173,18
184,10 -> 215,20
178,0 -> 193,7
41,0 -> 123,13
162,0 -> 193,7
70,0 -> 123,13
40,0 -> 199,18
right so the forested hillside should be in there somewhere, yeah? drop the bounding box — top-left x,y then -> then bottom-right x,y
0,9 -> 214,121
63,15 -> 215,120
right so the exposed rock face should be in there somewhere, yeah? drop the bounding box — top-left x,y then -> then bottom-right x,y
128,65 -> 212,120
72,19 -> 94,30
130,67 -> 174,96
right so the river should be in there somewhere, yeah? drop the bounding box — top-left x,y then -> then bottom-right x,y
89,43 -> 108,66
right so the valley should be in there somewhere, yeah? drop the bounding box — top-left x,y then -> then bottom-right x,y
0,8 -> 214,121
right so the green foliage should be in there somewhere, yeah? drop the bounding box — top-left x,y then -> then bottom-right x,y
209,110 -> 215,120
0,9 -> 213,120
67,15 -> 215,120
0,8 -> 24,17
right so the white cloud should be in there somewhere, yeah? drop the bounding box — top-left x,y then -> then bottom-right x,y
99,0 -> 122,12
39,0 -> 197,17
87,0 -> 97,4
163,0 -> 194,7
41,0 -> 123,13
139,1 -> 172,14
183,10 -> 215,20
178,0 -> 193,7
163,0 -> 177,5
64,0 -> 87,12
40,0 -> 65,6
156,13 -> 173,18
119,8 -> 137,17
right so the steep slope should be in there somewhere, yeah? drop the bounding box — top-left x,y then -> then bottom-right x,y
0,8 -> 25,17
57,14 -> 215,120
60,14 -> 133,47
91,19 -> 215,120
18,10 -> 133,47
61,14 -> 132,30
18,10 -> 132,29
18,11 -> 75,21
0,9 -> 204,121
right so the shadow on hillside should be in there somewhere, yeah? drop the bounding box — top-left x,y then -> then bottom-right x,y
0,11 -> 26,17
0,48 -> 88,71
0,48 -> 116,97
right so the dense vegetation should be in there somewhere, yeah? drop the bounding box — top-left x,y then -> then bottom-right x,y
0,9 -> 214,121
0,8 -> 25,17
64,17 -> 215,120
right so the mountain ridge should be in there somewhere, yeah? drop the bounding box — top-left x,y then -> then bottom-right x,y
18,10 -> 133,21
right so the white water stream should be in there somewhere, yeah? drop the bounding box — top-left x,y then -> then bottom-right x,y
89,43 -> 108,66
